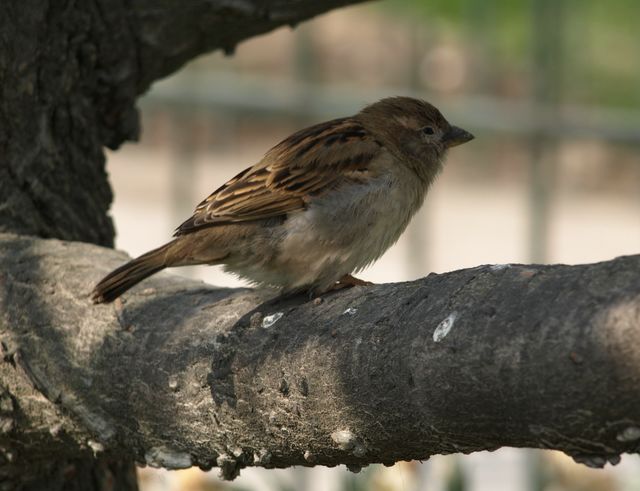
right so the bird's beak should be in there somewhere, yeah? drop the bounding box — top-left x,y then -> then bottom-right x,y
443,126 -> 474,148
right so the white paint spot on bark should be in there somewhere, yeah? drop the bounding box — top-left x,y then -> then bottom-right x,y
617,426 -> 640,442
343,307 -> 357,316
433,312 -> 458,342
87,439 -> 104,454
262,312 -> 284,328
331,428 -> 367,457
332,429 -> 356,448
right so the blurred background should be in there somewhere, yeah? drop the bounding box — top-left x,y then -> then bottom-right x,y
106,0 -> 640,489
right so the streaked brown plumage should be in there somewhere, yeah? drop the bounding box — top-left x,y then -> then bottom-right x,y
175,117 -> 378,232
91,97 -> 473,303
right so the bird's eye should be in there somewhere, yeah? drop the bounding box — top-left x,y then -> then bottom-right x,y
421,126 -> 435,135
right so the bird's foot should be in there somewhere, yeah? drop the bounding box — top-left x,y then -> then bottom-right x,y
329,274 -> 374,291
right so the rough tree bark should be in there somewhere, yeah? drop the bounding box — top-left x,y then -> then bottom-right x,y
1,234 -> 640,484
0,0 -> 370,489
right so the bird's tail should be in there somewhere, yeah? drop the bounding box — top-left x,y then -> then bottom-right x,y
91,241 -> 176,304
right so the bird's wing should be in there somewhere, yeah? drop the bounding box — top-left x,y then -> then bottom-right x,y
174,117 -> 382,236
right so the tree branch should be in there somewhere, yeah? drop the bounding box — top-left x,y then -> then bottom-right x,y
2,233 -> 639,479
130,0 -> 372,93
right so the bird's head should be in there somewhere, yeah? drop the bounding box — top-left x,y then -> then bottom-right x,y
357,96 -> 474,181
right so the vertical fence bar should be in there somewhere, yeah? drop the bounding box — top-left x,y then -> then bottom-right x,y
170,107 -> 198,278
294,23 -> 317,123
528,0 -> 565,264
405,19 -> 432,278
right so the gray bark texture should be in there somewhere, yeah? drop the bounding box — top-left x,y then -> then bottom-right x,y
1,233 -> 640,484
0,0 -> 370,489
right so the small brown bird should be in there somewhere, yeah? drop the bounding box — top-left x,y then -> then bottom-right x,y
91,97 -> 473,303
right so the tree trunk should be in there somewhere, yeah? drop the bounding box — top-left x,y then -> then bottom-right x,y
0,0 -> 370,488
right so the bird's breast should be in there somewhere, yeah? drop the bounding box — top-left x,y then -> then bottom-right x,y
277,162 -> 429,288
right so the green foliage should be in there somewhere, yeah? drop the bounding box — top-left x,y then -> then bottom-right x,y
378,0 -> 640,109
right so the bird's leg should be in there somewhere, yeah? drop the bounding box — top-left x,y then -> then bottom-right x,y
340,274 -> 374,286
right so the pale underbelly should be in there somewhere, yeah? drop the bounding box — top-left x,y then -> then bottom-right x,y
224,176 -> 426,291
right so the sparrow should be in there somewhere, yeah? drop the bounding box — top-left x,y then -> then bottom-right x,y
91,97 -> 473,303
